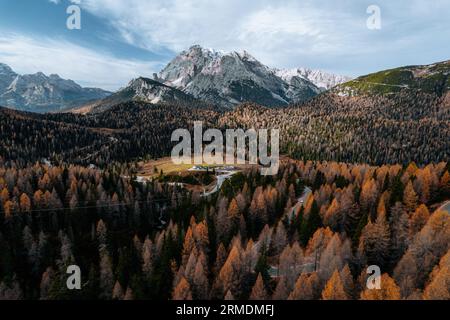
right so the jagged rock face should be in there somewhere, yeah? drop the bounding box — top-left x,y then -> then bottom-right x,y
275,68 -> 352,91
126,77 -> 196,104
0,63 -> 17,93
159,45 -> 322,108
284,75 -> 323,103
0,64 -> 110,112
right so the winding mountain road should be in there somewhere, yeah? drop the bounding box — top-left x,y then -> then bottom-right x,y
437,200 -> 450,214
202,171 -> 238,197
287,186 -> 312,221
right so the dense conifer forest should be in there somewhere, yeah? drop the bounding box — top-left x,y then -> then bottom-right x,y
0,157 -> 449,299
0,90 -> 449,300
1,90 -> 449,167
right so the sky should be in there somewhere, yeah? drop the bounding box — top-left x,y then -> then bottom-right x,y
0,0 -> 449,91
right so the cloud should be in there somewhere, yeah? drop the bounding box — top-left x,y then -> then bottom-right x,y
76,0 -> 365,70
48,0 -> 80,4
6,0 -> 450,81
80,1 -> 335,54
0,33 -> 160,91
77,0 -> 450,75
75,1 -> 373,69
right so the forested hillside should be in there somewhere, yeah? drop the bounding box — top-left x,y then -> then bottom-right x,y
0,159 -> 449,299
219,91 -> 450,164
0,103 -> 219,166
335,60 -> 450,96
1,90 -> 449,167
0,83 -> 449,301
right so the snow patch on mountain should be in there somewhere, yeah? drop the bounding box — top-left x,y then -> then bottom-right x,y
275,68 -> 352,91
158,45 -> 324,108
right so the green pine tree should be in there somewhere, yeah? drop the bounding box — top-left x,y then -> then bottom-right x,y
300,200 -> 322,246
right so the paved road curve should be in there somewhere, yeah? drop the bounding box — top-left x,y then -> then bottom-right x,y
202,171 -> 238,197
287,186 -> 312,221
437,200 -> 450,214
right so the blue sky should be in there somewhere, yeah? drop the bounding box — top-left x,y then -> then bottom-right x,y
0,0 -> 449,91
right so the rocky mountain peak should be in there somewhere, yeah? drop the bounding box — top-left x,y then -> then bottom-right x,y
0,63 -> 15,73
0,63 -> 18,92
158,45 -> 325,108
128,77 -> 161,88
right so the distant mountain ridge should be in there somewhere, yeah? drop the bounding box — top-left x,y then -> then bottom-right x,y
274,68 -> 352,91
0,63 -> 110,112
72,77 -> 201,114
72,45 -> 350,113
0,63 -> 17,93
2,46 -> 351,113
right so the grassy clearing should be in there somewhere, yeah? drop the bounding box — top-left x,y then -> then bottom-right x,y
137,157 -> 241,178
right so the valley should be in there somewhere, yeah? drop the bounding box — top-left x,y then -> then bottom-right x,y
0,47 -> 449,302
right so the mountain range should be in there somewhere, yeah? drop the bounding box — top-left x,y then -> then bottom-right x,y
0,45 -> 352,113
1,52 -> 449,166
2,45 -> 449,114
80,45 -> 352,112
157,45 -> 331,108
0,63 -> 111,113
77,53 -> 450,113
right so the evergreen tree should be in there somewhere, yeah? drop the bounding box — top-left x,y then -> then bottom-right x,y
172,277 -> 192,300
360,274 -> 401,300
249,273 -> 268,300
403,181 -> 418,212
321,270 -> 348,300
300,200 -> 322,246
254,244 -> 271,286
